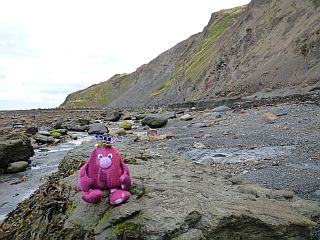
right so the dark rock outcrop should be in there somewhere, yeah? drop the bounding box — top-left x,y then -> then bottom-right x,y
0,139 -> 34,169
25,126 -> 38,135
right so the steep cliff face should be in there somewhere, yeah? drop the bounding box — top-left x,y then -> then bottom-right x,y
61,0 -> 320,109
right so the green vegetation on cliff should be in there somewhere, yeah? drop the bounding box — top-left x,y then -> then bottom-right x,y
61,73 -> 139,108
61,0 -> 320,109
151,6 -> 245,97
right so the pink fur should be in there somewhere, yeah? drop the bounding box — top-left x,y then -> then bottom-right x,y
78,146 -> 131,205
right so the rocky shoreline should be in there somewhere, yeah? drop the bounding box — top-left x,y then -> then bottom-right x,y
0,97 -> 320,239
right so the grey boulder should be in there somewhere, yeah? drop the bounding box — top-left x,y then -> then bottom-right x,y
0,139 -> 34,169
88,123 -> 109,135
141,114 -> 168,128
6,161 -> 29,173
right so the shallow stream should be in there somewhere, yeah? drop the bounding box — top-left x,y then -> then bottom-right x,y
0,132 -> 94,223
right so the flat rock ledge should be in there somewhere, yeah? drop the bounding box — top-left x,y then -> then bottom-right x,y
0,140 -> 319,240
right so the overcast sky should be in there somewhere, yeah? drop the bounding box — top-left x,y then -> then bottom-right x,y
0,0 -> 250,110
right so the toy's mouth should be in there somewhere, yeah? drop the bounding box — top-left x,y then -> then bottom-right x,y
100,157 -> 112,169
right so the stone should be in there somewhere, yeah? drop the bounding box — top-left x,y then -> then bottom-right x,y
147,129 -> 158,136
262,112 -> 279,122
61,118 -> 90,131
119,121 -> 133,130
0,139 -> 34,169
78,118 -> 90,126
228,176 -> 246,185
165,132 -> 176,139
122,112 -> 132,120
74,125 -> 90,132
88,123 -> 108,135
111,128 -> 127,136
25,126 -> 38,135
142,125 -> 150,130
266,190 -> 295,200
142,114 -> 168,128
244,159 -> 259,166
203,112 -> 212,118
52,119 -> 64,129
38,130 -> 51,136
135,134 -> 167,142
102,111 -> 122,122
213,112 -> 222,118
55,129 -> 68,136
12,123 -> 24,128
192,122 -> 207,128
34,135 -> 56,144
134,114 -> 146,120
162,111 -> 176,119
71,135 -> 78,140
180,114 -> 193,121
212,105 -> 231,112
193,142 -> 206,149
6,161 -> 29,173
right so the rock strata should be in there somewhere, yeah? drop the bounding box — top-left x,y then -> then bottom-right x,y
1,136 -> 319,239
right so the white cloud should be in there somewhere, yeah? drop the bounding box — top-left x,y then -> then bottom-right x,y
0,0 -> 251,110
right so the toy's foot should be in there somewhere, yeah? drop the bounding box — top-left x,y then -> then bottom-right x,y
82,189 -> 103,203
109,189 -> 131,205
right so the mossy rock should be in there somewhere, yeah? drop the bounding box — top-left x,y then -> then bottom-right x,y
112,222 -> 141,238
6,161 -> 29,173
66,203 -> 76,217
119,121 -> 132,130
50,131 -> 62,138
141,114 -> 168,128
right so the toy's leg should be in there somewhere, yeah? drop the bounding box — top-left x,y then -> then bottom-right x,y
109,189 -> 131,205
82,189 -> 103,203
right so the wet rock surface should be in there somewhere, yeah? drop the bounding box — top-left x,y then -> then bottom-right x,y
0,101 -> 320,239
0,139 -> 34,170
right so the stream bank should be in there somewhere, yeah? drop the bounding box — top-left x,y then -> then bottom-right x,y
0,132 -> 94,223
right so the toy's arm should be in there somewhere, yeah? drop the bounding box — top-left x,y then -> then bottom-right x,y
77,164 -> 94,192
77,163 -> 103,203
120,161 -> 131,190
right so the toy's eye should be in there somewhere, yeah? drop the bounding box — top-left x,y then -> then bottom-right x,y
107,154 -> 113,159
98,154 -> 103,159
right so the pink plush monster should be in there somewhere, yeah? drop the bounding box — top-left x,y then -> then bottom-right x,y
77,135 -> 131,205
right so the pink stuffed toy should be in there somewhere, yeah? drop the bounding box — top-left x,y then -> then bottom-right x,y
77,136 -> 131,205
